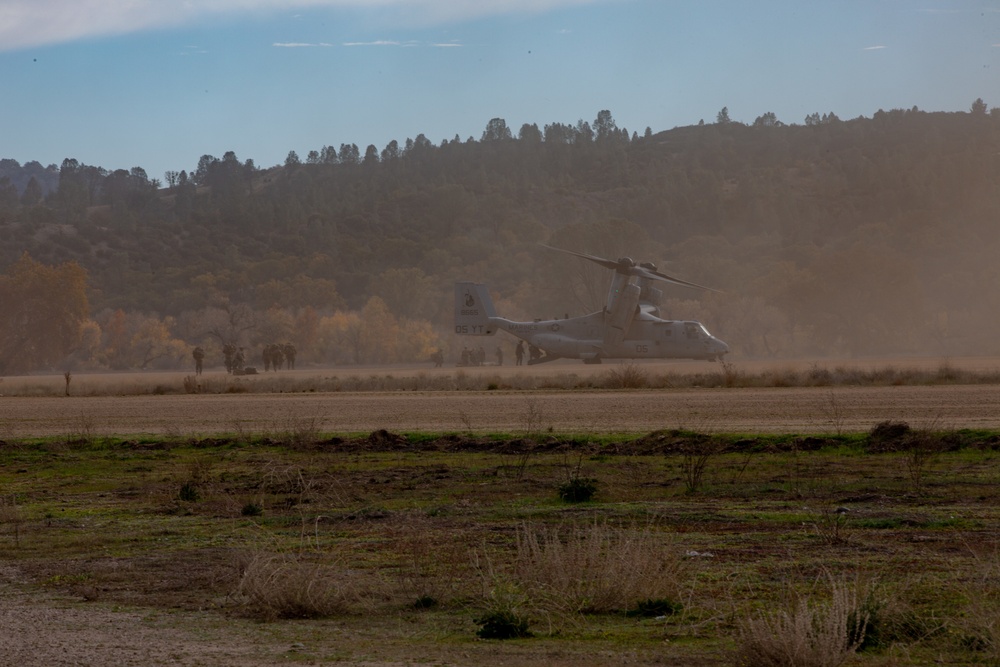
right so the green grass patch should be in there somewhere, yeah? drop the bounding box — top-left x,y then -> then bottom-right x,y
2,431 -> 1000,663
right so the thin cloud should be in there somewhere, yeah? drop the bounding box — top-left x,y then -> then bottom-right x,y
0,0 -> 601,52
342,40 -> 404,47
863,45 -> 887,51
273,42 -> 333,47
342,39 -> 454,48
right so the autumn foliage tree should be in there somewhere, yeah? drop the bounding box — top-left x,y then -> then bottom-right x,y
0,253 -> 89,374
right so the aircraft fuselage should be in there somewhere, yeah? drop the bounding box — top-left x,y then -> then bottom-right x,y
495,311 -> 728,362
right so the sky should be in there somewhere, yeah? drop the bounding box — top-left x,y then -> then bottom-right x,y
2,0 -> 999,182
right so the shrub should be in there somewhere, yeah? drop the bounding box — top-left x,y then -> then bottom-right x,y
513,522 -> 685,614
235,551 -> 371,620
178,481 -> 200,502
603,362 -> 648,389
413,594 -> 438,609
241,502 -> 263,517
866,420 -> 911,452
474,610 -> 533,639
626,597 -> 682,618
558,477 -> 597,503
735,579 -> 868,667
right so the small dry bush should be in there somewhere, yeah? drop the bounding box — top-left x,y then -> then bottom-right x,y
235,551 -> 376,620
266,413 -> 324,447
735,578 -> 868,667
512,521 -> 684,614
603,362 -> 648,389
679,439 -> 724,493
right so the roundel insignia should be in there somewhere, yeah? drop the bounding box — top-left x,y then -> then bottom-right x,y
465,294 -> 475,307
549,323 -> 561,331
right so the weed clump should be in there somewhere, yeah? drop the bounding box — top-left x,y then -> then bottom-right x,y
558,477 -> 597,503
866,420 -> 911,452
178,482 -> 200,502
474,610 -> 533,639
241,502 -> 263,517
626,597 -> 682,618
413,594 -> 438,610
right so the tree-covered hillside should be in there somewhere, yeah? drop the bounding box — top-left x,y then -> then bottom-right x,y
1,103 -> 999,373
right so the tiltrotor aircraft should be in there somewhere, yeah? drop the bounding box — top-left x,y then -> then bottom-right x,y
454,245 -> 729,364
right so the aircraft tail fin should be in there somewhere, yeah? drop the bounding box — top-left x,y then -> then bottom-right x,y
454,282 -> 498,335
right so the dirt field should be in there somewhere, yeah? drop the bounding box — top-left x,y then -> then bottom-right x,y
2,384 -> 1000,438
2,357 -> 1000,437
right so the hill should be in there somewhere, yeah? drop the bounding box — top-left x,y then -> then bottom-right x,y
1,105 -> 999,372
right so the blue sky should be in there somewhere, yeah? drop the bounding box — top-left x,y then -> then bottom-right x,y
2,0 -> 998,182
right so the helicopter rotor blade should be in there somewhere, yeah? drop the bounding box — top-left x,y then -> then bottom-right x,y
542,243 -> 721,292
539,244 -> 621,272
633,265 -> 722,293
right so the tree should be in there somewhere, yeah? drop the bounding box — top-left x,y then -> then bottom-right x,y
194,154 -> 217,185
97,311 -> 186,370
0,176 -> 19,211
544,122 -> 576,144
320,145 -> 339,164
482,118 -> 512,142
284,151 -> 301,168
593,110 -> 618,141
359,297 -> 399,363
518,123 -> 542,143
370,267 -> 434,320
971,98 -> 988,115
716,107 -> 731,124
20,176 -> 42,206
753,111 -> 780,128
339,143 -> 360,165
0,253 -> 89,373
380,140 -> 401,162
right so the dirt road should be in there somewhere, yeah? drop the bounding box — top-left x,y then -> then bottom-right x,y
3,384 -> 1000,437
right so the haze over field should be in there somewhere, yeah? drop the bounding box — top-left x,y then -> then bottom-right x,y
2,1 -> 1000,375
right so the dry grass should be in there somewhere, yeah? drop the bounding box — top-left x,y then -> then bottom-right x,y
509,521 -> 686,614
957,543 -> 1000,661
603,362 -> 649,389
735,577 -> 869,667
4,358 -> 1000,398
234,550 -> 380,620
